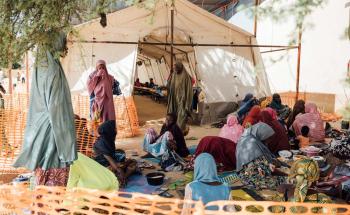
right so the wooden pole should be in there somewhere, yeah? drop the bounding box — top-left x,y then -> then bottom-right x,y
170,1 -> 174,72
296,27 -> 303,101
253,0 -> 260,37
25,52 -> 29,94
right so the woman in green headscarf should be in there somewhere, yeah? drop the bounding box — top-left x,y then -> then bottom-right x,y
13,31 -> 77,186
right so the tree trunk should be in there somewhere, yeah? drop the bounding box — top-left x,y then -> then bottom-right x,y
7,57 -> 12,94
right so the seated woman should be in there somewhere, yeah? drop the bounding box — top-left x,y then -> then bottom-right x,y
93,120 -> 137,188
134,78 -> 141,87
143,113 -> 189,158
236,122 -> 287,190
269,93 -> 291,120
237,93 -> 257,123
182,153 -> 231,214
286,99 -> 305,130
260,110 -> 290,154
194,136 -> 236,171
218,115 -> 244,143
242,105 -> 261,128
275,158 -> 332,213
292,103 -> 325,142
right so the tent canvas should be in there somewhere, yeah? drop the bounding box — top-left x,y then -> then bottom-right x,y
62,0 -> 271,122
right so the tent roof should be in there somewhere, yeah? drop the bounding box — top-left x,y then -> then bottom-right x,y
74,0 -> 254,41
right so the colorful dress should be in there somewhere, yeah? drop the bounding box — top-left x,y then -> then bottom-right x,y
238,156 -> 285,190
271,158 -> 332,213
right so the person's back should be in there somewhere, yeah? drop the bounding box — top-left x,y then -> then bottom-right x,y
182,153 -> 231,214
187,181 -> 230,204
149,78 -> 155,88
297,126 -> 310,148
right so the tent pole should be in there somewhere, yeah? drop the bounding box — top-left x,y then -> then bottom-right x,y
253,0 -> 260,37
249,37 -> 256,66
170,1 -> 174,72
261,47 -> 297,53
296,27 -> 303,102
70,40 -> 298,49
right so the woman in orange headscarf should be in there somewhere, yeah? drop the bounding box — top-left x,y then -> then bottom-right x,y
242,105 -> 261,128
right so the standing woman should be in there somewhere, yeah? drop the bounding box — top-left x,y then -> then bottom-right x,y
13,32 -> 77,186
167,62 -> 193,134
87,60 -> 116,123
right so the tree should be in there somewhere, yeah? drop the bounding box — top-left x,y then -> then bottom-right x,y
0,0 -> 122,68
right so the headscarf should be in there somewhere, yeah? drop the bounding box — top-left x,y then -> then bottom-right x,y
159,113 -> 189,157
96,60 -> 106,68
242,93 -> 254,103
237,93 -> 255,118
242,105 -> 261,128
260,111 -> 290,154
194,136 -> 236,171
269,93 -> 283,110
13,32 -> 77,171
93,120 -> 116,156
292,103 -> 325,142
87,60 -> 116,122
289,158 -> 319,202
264,107 -> 278,120
218,115 -> 244,143
260,97 -> 272,109
87,60 -> 106,95
194,153 -> 219,183
236,122 -> 276,170
286,100 -> 305,129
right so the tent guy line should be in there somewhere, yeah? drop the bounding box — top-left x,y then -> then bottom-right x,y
69,40 -> 298,49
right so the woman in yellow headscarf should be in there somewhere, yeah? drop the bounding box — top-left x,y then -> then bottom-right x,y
289,158 -> 331,203
272,158 -> 332,213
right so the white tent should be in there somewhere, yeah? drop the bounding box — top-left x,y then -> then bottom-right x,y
62,0 -> 270,121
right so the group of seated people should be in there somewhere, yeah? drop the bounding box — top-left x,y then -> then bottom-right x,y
134,78 -> 156,89
70,92 -> 331,210
140,92 -> 330,208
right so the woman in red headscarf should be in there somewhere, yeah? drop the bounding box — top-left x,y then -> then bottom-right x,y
194,136 -> 237,171
242,105 -> 261,128
87,60 -> 116,123
259,110 -> 290,154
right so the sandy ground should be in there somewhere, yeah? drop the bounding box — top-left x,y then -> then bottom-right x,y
115,95 -> 220,198
117,95 -> 220,151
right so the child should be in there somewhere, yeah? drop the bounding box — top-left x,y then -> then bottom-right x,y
297,126 -> 310,148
